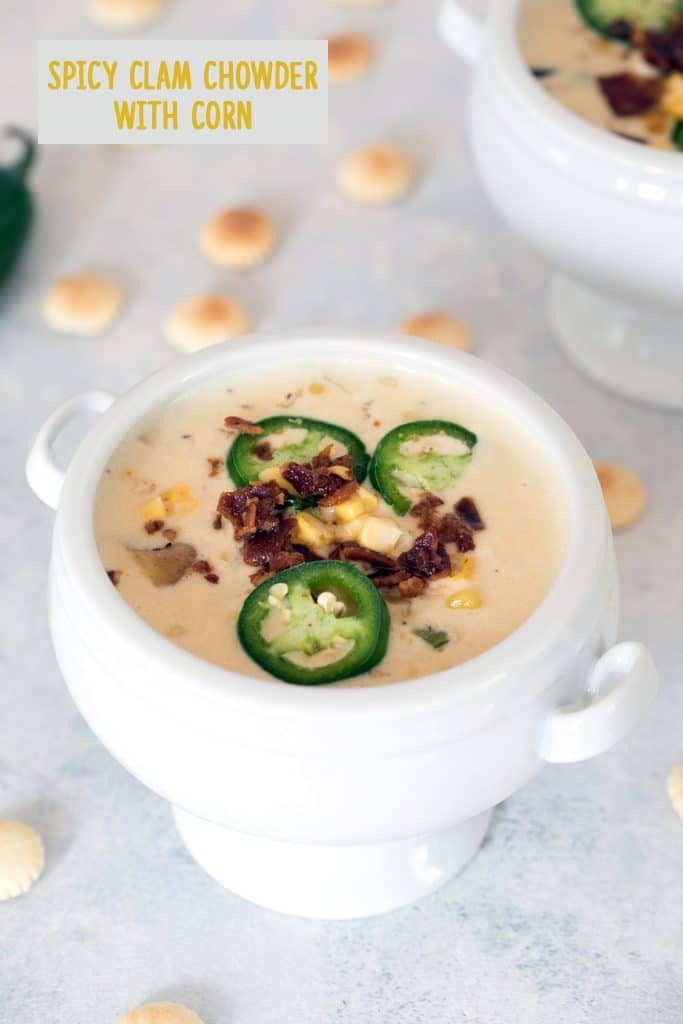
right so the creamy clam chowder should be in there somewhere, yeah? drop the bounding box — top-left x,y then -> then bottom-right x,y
519,0 -> 683,150
94,365 -> 569,687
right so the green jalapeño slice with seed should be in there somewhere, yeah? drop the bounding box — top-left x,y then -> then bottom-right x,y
574,0 -> 683,36
227,415 -> 370,493
237,562 -> 389,685
369,419 -> 477,516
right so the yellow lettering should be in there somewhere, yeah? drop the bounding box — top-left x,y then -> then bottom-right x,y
157,61 -> 171,90
237,99 -> 252,129
130,60 -> 145,90
250,61 -> 272,89
275,61 -> 290,90
103,60 -> 118,90
87,61 -> 101,90
172,61 -> 192,89
47,60 -> 61,90
114,99 -> 178,131
113,100 -> 136,130
288,61 -> 302,90
305,61 -> 318,90
62,61 -> 78,89
191,100 -> 252,131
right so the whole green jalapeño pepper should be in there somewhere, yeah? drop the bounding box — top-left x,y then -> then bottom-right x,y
0,128 -> 35,289
227,415 -> 369,490
369,419 -> 477,516
238,561 -> 389,685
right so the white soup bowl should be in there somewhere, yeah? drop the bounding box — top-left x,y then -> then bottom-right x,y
26,331 -> 658,918
439,0 -> 683,410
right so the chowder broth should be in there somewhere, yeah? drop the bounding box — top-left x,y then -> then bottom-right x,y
94,364 -> 569,687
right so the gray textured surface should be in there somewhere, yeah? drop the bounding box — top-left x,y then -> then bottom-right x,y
2,2 -> 682,1022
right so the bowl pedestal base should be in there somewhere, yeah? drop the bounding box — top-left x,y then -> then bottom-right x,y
549,274 -> 683,411
174,806 -> 492,919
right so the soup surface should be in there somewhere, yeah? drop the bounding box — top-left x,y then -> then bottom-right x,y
94,363 -> 569,686
519,0 -> 683,150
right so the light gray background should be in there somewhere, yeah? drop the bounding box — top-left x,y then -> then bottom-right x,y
1,2 -> 682,1022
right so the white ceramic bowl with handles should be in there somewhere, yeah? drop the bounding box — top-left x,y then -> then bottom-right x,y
439,0 -> 683,410
26,331 -> 658,919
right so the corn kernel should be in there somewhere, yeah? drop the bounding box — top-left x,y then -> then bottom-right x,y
663,73 -> 683,118
334,492 -> 367,523
137,495 -> 167,521
259,466 -> 297,494
446,589 -> 482,610
357,516 -> 403,554
335,519 -> 363,542
358,486 -> 379,513
451,555 -> 475,582
309,381 -> 326,394
161,484 -> 191,501
294,512 -> 333,547
160,484 -> 199,518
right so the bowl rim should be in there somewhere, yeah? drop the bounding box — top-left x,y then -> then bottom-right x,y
55,328 -> 608,718
488,0 -> 683,184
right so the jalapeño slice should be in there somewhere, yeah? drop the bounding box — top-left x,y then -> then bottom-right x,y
574,0 -> 683,36
369,419 -> 477,516
237,561 -> 389,685
227,415 -> 369,491
672,120 -> 683,149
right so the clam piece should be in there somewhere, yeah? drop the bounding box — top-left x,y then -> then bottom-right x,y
129,542 -> 197,586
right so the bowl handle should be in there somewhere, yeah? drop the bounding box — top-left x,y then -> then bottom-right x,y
538,642 -> 658,764
26,390 -> 115,510
437,0 -> 484,64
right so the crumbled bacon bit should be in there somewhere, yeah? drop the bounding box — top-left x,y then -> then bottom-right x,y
162,528 -> 178,541
217,481 -> 285,540
282,461 -> 316,496
400,529 -> 451,580
224,415 -> 264,435
144,519 -> 164,534
269,549 -> 306,572
329,543 -> 397,569
292,543 -> 322,562
212,513 -> 223,530
641,16 -> 683,71
455,496 -> 485,531
370,568 -> 411,589
438,515 -> 475,553
398,576 -> 427,598
204,573 -> 219,584
106,569 -> 122,586
411,493 -> 444,530
318,479 -> 358,507
242,517 -> 296,566
283,446 -> 359,506
249,568 -> 271,586
642,30 -> 674,69
193,559 -> 212,575
253,440 -> 273,461
606,18 -> 632,40
207,457 -> 222,477
598,72 -> 662,117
